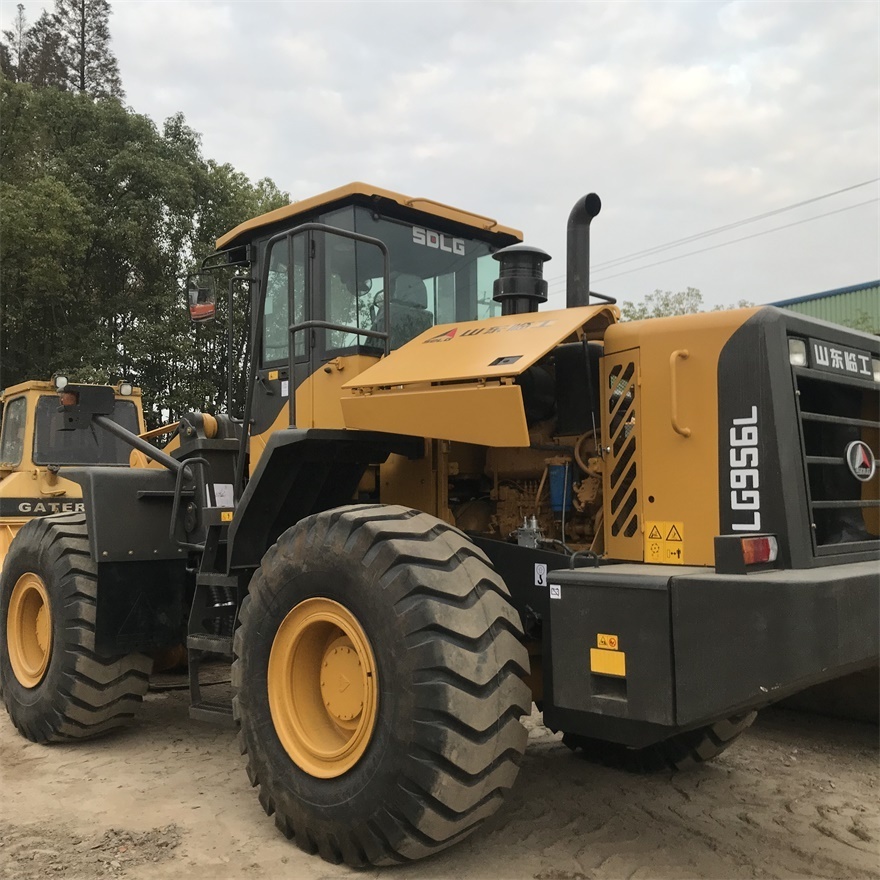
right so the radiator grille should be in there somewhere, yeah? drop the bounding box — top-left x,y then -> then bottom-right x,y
794,365 -> 880,556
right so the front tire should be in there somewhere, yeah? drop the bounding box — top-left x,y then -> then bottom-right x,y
0,514 -> 152,743
232,504 -> 531,866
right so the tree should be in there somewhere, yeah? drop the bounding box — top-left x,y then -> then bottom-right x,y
22,11 -> 67,89
0,43 -> 11,80
1,6 -> 68,90
54,0 -> 123,99
1,4 -> 27,80
620,287 -> 753,320
0,77 -> 289,425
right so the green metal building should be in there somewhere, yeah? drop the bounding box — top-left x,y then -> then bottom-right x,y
771,280 -> 879,335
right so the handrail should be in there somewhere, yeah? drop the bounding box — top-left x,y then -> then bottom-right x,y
288,320 -> 389,343
170,456 -> 210,551
669,349 -> 691,438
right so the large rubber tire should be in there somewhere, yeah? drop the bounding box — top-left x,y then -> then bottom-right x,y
232,504 -> 531,867
0,513 -> 152,743
562,711 -> 757,772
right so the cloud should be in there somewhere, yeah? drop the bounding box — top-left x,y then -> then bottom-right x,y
3,0 -> 877,306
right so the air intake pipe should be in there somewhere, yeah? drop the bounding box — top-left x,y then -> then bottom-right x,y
566,193 -> 601,308
492,244 -> 552,316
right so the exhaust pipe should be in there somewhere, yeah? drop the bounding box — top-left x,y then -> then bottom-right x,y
566,193 -> 601,308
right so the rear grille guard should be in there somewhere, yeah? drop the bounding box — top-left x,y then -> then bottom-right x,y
793,362 -> 880,556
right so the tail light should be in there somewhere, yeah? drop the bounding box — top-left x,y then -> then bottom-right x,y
741,535 -> 778,566
714,533 -> 780,574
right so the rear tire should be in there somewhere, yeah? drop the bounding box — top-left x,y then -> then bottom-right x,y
562,712 -> 757,772
232,504 -> 531,866
0,513 -> 152,743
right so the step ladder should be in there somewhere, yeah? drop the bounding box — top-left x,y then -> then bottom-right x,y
187,572 -> 240,726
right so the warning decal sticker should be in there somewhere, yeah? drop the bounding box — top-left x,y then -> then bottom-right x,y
645,521 -> 685,565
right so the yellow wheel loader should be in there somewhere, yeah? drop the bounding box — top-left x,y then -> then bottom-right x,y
1,184 -> 877,865
0,379 -> 155,738
0,378 -> 146,569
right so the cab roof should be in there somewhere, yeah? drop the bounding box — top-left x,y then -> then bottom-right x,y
0,380 -> 143,402
216,182 -> 523,250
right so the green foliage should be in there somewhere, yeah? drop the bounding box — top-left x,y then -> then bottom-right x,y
619,287 -> 753,321
54,0 -> 122,98
842,310 -> 877,335
0,75 -> 289,426
2,2 -> 97,93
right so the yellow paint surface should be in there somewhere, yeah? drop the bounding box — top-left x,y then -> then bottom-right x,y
343,382 -> 530,447
590,648 -> 626,677
605,308 -> 759,565
217,182 -> 523,249
345,305 -> 617,390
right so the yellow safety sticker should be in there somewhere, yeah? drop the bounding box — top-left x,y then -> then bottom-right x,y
645,520 -> 685,565
597,633 -> 619,650
590,648 -> 626,677
221,510 -> 233,522
268,370 -> 279,380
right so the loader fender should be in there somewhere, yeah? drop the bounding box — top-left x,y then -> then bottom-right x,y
49,467 -> 188,655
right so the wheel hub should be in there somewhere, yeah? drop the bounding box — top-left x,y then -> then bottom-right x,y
6,572 -> 52,688
268,598 -> 378,779
320,637 -> 365,727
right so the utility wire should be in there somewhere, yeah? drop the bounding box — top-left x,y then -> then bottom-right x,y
584,198 -> 879,284
544,177 -> 880,285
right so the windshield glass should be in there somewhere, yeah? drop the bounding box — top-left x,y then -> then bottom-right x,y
321,206 -> 502,351
258,205 -> 508,363
0,396 -> 27,466
34,396 -> 140,466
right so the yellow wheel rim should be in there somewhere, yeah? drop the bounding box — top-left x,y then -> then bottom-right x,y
6,572 -> 52,688
268,597 -> 378,778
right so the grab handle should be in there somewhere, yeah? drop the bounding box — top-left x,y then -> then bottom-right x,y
670,349 -> 691,438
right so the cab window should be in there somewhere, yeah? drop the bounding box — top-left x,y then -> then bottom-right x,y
350,207 -> 501,350
323,232 -> 386,352
33,397 -> 140,466
0,396 -> 27,466
263,236 -> 306,363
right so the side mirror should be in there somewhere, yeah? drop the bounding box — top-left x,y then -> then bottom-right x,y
188,277 -> 216,324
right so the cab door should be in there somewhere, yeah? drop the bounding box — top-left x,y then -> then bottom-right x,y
253,225 -> 388,451
250,233 -> 310,469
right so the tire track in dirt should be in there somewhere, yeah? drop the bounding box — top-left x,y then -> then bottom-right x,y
0,690 -> 877,879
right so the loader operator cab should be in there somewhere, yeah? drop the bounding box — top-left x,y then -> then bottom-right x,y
259,201 -> 509,364
205,183 -> 523,444
0,382 -> 141,471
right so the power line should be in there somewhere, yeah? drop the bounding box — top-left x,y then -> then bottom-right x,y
544,177 -> 880,284
585,198 -> 879,284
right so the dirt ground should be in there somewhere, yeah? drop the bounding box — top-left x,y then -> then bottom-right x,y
1,680 -> 877,880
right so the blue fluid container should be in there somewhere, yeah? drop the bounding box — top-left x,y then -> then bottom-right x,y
548,464 -> 572,514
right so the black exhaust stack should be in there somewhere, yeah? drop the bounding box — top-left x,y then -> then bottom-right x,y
566,193 -> 601,308
492,244 -> 552,316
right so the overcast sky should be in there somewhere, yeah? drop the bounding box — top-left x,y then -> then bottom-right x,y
4,0 -> 879,308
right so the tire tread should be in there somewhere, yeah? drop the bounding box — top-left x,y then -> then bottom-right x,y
0,513 -> 151,743
233,504 -> 529,866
